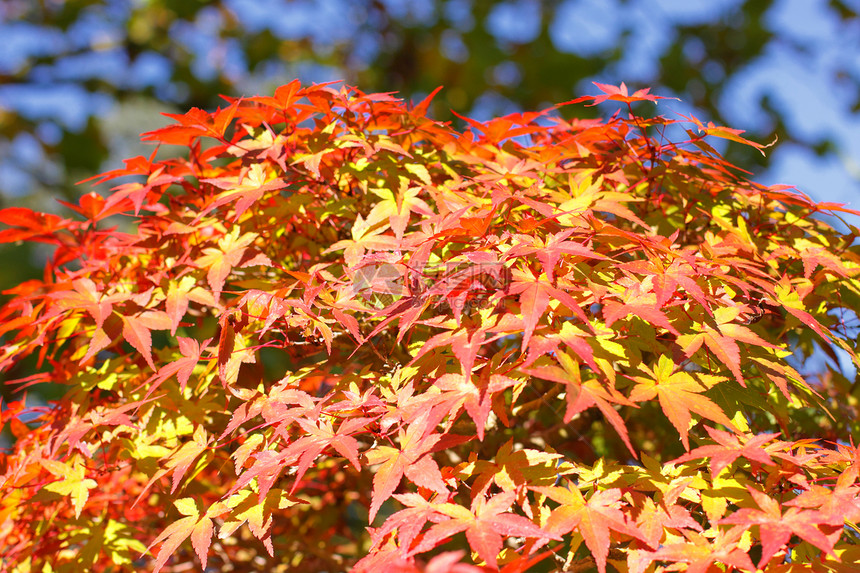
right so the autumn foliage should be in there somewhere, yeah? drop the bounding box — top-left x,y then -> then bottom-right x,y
2,80 -> 860,572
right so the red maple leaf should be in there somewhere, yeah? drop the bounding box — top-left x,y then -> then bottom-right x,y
147,498 -> 219,573
121,310 -> 173,370
681,112 -> 775,156
589,82 -> 672,106
282,416 -> 372,492
632,494 -> 701,548
142,101 -> 238,145
0,206 -> 73,244
201,163 -> 287,220
414,491 -> 558,569
505,229 -> 608,283
508,268 -> 589,351
602,275 -> 680,336
719,486 -> 837,568
364,410 -> 449,523
671,426 -> 778,477
428,372 -> 516,441
784,473 -> 860,526
145,336 -> 210,396
374,492 -> 443,556
194,229 -> 272,300
619,256 -> 710,311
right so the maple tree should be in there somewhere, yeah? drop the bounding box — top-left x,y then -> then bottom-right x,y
1,80 -> 859,572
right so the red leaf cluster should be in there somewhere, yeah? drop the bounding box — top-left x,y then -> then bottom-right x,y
0,80 -> 859,572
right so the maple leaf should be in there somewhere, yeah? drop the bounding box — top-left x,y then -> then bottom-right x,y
228,124 -> 291,172
428,372 -> 516,441
219,488 -> 304,555
376,492 -> 444,555
351,547 -> 417,573
671,425 -> 778,477
619,256 -> 710,310
165,275 -> 217,336
194,228 -> 272,300
424,551 -> 485,573
602,275 -> 680,336
451,109 -> 547,145
536,483 -> 642,573
784,474 -> 860,526
0,206 -> 72,243
505,229 -> 608,283
146,337 -> 210,395
589,82 -> 672,106
632,494 -> 701,548
719,486 -> 838,568
87,394 -> 160,428
679,305 -> 780,387
142,101 -> 238,145
230,450 -> 295,501
223,385 -> 317,439
555,321 -> 599,370
820,442 -> 860,483
364,410 -> 449,522
56,191 -> 110,223
633,526 -> 756,573
414,491 -> 558,569
507,269 -> 589,351
78,148 -> 158,185
797,245 -> 851,279
409,321 -> 490,384
467,439 -> 565,496
163,425 -> 210,494
523,349 -> 638,456
681,112 -> 775,156
148,497 -> 226,572
120,310 -> 172,370
201,163 -> 286,221
49,414 -> 93,458
68,518 -> 148,569
282,416 -> 371,492
629,355 -> 736,450
773,279 -> 832,341
365,185 -> 434,240
103,165 -> 183,215
52,278 -> 127,329
41,459 -> 97,519
328,213 -> 402,267
245,78 -> 303,108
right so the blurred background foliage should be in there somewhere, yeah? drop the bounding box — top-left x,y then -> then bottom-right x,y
1,0 -> 859,290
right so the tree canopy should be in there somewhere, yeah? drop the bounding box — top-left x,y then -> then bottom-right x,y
4,1 -> 860,297
0,81 -> 859,571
